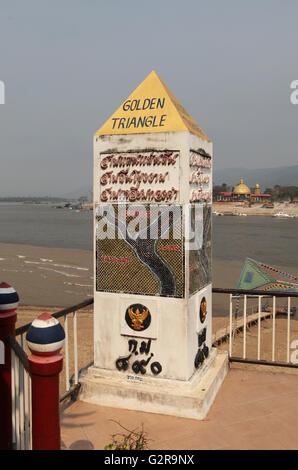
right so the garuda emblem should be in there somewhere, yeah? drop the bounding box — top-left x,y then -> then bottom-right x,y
200,297 -> 207,323
125,304 -> 151,332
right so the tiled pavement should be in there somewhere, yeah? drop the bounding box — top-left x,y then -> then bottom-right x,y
60,368 -> 298,450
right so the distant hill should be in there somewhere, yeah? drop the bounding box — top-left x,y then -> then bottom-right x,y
60,186 -> 92,200
213,165 -> 298,191
0,196 -> 68,203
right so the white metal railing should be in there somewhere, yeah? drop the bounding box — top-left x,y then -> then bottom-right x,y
213,288 -> 298,367
63,310 -> 79,397
9,334 -> 32,450
58,300 -> 93,399
9,298 -> 93,450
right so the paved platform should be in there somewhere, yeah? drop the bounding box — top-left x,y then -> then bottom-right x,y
60,367 -> 298,450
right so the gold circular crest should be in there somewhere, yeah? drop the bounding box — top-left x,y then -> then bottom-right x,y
200,297 -> 207,323
125,303 -> 151,331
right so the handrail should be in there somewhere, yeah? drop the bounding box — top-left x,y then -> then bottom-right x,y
15,298 -> 94,336
212,287 -> 298,298
230,356 -> 298,369
7,335 -> 30,372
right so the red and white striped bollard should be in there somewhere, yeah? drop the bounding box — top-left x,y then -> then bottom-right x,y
26,313 -> 65,450
0,282 -> 19,450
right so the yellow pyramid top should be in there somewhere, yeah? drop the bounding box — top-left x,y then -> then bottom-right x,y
95,71 -> 210,141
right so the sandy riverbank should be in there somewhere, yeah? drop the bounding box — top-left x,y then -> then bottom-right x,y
0,242 -> 93,307
213,202 -> 298,216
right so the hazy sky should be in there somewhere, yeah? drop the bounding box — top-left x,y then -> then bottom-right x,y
0,0 -> 297,196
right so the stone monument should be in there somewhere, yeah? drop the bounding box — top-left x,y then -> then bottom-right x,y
80,71 -> 228,419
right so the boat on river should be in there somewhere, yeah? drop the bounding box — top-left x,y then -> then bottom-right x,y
273,212 -> 294,218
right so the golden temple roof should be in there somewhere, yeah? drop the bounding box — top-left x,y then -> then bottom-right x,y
233,179 -> 251,195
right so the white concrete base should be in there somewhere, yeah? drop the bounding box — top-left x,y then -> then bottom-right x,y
79,348 -> 229,420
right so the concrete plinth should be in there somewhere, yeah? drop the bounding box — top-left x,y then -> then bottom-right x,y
79,349 -> 228,420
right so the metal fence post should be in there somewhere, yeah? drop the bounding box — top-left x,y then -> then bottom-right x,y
26,313 -> 65,450
0,282 -> 19,450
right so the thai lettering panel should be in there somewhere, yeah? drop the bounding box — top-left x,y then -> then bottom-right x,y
98,150 -> 180,204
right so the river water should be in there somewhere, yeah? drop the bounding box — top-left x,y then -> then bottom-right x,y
0,203 -> 297,309
0,203 -> 297,268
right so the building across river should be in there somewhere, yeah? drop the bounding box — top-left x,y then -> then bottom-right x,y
217,179 -> 272,203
